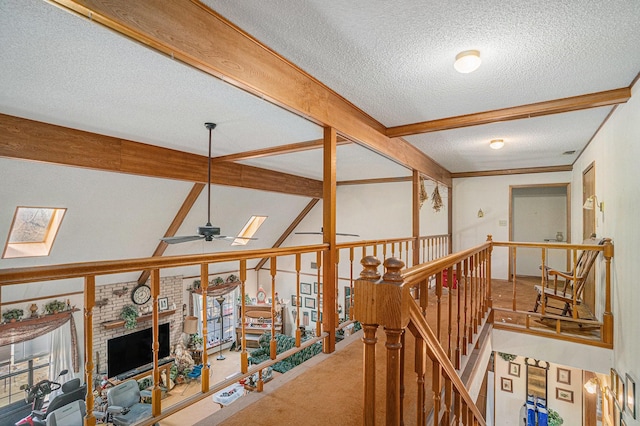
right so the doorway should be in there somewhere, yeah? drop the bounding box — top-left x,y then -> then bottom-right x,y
509,184 -> 571,278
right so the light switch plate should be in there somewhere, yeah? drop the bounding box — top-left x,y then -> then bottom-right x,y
499,220 -> 508,227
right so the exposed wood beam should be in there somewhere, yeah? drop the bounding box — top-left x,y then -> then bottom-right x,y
451,165 -> 572,179
212,136 -> 350,163
137,183 -> 205,285
51,0 -> 451,186
338,176 -> 412,186
0,113 -> 323,198
386,87 -> 631,137
254,198 -> 320,271
322,127 -> 337,352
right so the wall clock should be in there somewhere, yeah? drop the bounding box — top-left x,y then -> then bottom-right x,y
131,284 -> 151,305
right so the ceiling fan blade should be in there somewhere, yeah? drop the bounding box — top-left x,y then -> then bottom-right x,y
213,236 -> 258,241
294,232 -> 322,235
161,235 -> 205,244
336,232 -> 360,237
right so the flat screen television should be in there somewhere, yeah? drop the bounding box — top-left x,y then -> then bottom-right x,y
107,322 -> 170,378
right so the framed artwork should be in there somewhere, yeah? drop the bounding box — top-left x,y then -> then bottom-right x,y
304,297 -> 316,309
509,362 -> 520,377
319,296 -> 323,309
303,311 -> 309,326
614,400 -> 621,426
612,368 -> 619,398
311,311 -> 317,322
300,282 -> 312,295
291,295 -> 301,307
557,367 -> 571,385
617,372 -> 625,410
158,297 -> 169,311
626,373 -> 636,419
501,377 -> 513,393
313,281 -> 323,294
556,388 -> 574,403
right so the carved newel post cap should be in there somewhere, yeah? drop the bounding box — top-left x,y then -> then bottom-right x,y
360,256 -> 381,280
382,257 -> 405,282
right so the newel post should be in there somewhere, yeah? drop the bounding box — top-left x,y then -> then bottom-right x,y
602,238 -> 614,345
354,256 -> 381,426
354,255 -> 412,426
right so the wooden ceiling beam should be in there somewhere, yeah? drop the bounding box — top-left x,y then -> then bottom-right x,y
137,183 -> 205,285
337,176 -> 412,186
0,113 -> 323,198
386,87 -> 631,138
50,0 -> 451,186
451,165 -> 573,179
212,136 -> 350,163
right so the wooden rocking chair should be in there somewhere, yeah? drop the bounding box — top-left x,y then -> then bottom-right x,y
533,237 -> 604,319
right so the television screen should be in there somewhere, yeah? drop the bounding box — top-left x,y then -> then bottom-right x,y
107,322 -> 170,378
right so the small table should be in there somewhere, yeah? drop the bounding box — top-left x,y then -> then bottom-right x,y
212,383 -> 245,408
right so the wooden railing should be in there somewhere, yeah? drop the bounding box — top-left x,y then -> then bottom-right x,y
353,239 -> 491,425
0,233 -> 451,426
491,238 -> 614,348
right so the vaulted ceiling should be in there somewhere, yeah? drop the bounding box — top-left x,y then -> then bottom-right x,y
1,0 -> 639,278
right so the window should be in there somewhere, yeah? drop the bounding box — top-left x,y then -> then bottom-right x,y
3,207 -> 66,259
0,334 -> 51,409
231,215 -> 267,246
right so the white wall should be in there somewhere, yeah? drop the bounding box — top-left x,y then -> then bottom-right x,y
571,84 -> 640,425
453,172 -> 571,280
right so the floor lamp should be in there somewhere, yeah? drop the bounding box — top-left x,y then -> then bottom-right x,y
215,295 -> 226,361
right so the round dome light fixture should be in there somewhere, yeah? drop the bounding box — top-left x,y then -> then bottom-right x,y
490,139 -> 505,150
454,50 -> 481,73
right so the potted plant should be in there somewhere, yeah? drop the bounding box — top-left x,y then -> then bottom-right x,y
3,308 -> 24,322
189,333 -> 204,350
120,304 -> 139,329
548,408 -> 563,426
44,299 -> 67,315
211,277 -> 224,286
498,352 -> 516,362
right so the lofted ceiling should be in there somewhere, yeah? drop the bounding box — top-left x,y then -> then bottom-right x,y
0,0 -> 638,280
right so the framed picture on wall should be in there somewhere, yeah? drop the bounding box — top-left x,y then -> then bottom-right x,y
509,362 -> 520,377
301,282 -> 312,295
313,282 -> 323,294
311,311 -> 317,322
303,311 -> 309,326
626,373 -> 636,419
501,377 -> 513,393
617,372 -> 625,410
304,297 -> 316,309
557,367 -> 571,385
291,295 -> 301,307
556,388 -> 574,403
158,297 -> 169,311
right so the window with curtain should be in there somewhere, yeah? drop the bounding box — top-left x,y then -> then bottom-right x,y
0,333 -> 51,409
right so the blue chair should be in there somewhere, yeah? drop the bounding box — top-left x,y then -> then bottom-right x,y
106,380 -> 153,426
187,364 -> 203,380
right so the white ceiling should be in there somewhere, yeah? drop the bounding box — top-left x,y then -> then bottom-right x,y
0,0 -> 639,277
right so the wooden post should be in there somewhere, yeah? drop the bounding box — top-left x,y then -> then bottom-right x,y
150,269 -> 161,416
240,259 -> 248,373
84,276 -> 96,426
602,238 -> 614,344
270,257 -> 277,359
200,263 -> 209,392
412,171 -> 420,268
386,327 -> 403,426
322,126 -> 337,353
354,256 -> 381,426
295,253 -> 302,346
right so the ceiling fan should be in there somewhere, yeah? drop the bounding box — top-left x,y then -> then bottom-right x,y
295,227 -> 359,237
161,122 -> 256,245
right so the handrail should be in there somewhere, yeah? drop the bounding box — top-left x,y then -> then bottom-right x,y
408,300 -> 486,425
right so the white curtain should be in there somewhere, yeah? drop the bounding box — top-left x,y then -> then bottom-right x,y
49,321 -> 76,399
192,292 -> 203,336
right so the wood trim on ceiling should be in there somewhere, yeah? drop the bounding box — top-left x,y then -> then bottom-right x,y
50,0 -> 451,186
337,176 -> 412,186
386,87 -> 631,138
0,113 -> 323,198
451,165 -> 572,178
212,136 -> 350,163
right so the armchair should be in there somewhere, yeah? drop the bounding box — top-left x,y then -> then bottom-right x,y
106,379 -> 154,426
46,400 -> 86,426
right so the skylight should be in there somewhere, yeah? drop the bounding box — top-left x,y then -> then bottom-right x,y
3,207 -> 66,259
232,215 -> 266,246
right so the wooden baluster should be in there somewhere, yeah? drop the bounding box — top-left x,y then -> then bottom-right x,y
200,263 -> 209,392
257,368 -> 264,392
436,269 -> 442,341
486,236 -> 494,323
447,266 -> 453,361
463,258 -> 469,356
512,246 -> 518,311
455,261 -> 462,369
271,257 -> 279,359
421,238 -> 426,263
470,254 -> 477,338
373,244 -> 377,258
316,251 -> 322,338
295,254 -> 302,347
399,330 -> 405,425
240,259 -> 248,373
151,268 -> 161,416
443,375 -> 452,425
413,329 -> 426,426
420,274 -> 428,317
540,247 -> 547,315
479,251 -> 486,315
572,248 -> 579,319
432,361 -> 441,425
475,253 -> 481,332
84,276 -> 96,426
603,238 -> 614,345
453,388 -> 461,424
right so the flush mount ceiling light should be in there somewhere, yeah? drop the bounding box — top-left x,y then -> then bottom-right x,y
454,50 -> 481,73
490,139 -> 505,150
